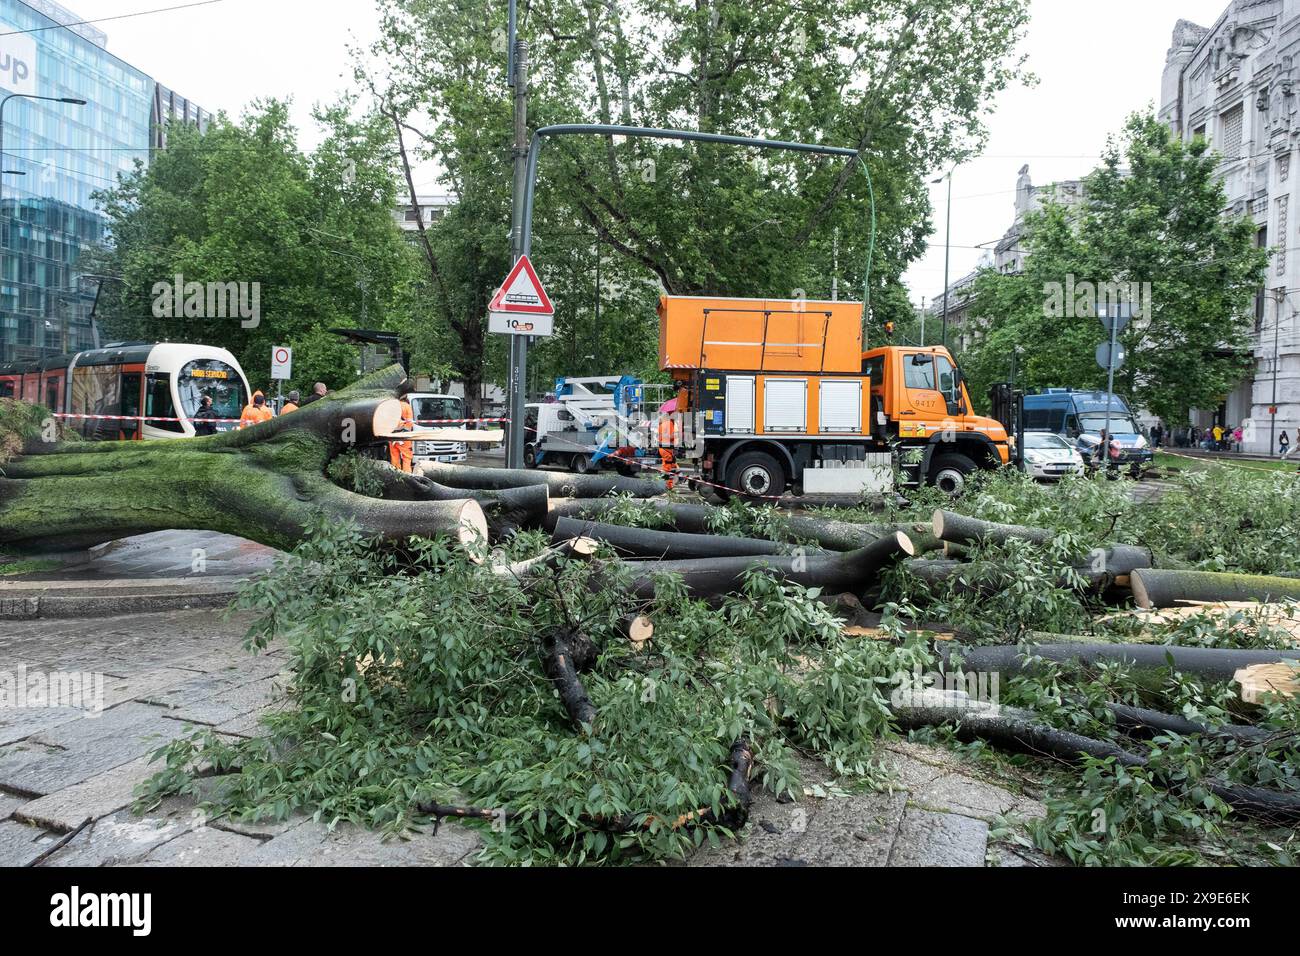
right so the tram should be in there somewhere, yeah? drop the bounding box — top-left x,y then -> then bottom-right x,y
0,343 -> 251,440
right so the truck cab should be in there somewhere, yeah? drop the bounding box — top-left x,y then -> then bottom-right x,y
407,393 -> 468,465
862,346 -> 1010,493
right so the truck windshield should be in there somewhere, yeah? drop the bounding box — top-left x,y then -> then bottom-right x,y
1078,413 -> 1138,434
412,396 -> 463,423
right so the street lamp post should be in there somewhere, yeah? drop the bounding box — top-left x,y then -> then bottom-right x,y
931,169 -> 954,349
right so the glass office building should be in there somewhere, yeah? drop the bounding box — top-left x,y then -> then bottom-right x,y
0,0 -> 208,363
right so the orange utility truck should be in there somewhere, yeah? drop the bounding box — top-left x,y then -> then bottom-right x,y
657,295 -> 1011,497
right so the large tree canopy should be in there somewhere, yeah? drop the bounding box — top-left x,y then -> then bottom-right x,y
367,0 -> 1031,397
963,113 -> 1269,422
86,100 -> 421,394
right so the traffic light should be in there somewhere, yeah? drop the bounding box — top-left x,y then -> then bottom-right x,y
884,321 -> 895,338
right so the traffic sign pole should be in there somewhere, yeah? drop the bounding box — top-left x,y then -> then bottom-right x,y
507,35 -> 529,469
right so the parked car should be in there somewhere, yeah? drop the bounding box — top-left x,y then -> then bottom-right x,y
1020,430 -> 1085,481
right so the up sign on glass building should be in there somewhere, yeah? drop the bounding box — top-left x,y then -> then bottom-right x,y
1,0 -> 206,364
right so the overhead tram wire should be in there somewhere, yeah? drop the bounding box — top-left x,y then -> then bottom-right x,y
0,0 -> 226,37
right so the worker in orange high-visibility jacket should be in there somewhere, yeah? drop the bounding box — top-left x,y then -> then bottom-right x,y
389,396 -> 415,473
239,391 -> 274,429
656,400 -> 679,490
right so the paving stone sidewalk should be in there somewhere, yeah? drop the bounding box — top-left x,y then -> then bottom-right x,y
1,604 -> 1054,867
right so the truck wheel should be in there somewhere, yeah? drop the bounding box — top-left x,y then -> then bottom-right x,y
524,445 -> 538,469
928,453 -> 976,496
570,453 -> 592,475
726,452 -> 786,500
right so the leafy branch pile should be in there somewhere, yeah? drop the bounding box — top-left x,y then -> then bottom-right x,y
141,462 -> 1300,866
142,517 -> 929,864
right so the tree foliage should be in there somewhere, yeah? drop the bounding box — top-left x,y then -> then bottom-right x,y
86,100 -> 420,394
365,0 -> 1031,395
963,113 -> 1269,422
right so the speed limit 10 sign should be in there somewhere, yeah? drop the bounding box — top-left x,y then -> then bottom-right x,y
271,346 -> 293,380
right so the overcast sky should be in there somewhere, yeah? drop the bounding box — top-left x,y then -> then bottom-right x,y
93,0 -> 1236,297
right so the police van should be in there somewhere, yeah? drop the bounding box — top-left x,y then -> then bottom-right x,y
1021,389 -> 1152,476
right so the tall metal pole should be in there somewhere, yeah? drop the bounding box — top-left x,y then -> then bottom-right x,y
507,37 -> 529,468
940,170 -> 952,349
1102,307 -> 1119,469
1271,288 -> 1282,457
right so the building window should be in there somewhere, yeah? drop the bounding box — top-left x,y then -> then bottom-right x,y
404,208 -> 420,222
1221,104 -> 1244,159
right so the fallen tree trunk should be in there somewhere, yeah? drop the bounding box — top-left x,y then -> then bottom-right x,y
932,509 -> 1054,547
354,458 -> 547,538
1131,568 -> 1300,609
544,498 -> 892,551
0,365 -> 489,553
931,510 -> 1152,577
623,531 -> 914,599
903,558 -> 1112,593
892,692 -> 1300,821
1104,702 -> 1273,744
422,462 -> 663,498
943,642 -> 1300,682
552,516 -> 798,560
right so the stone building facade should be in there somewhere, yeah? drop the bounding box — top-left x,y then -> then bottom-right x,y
1160,0 -> 1300,453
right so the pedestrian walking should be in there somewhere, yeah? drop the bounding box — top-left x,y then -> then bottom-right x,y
1281,431 -> 1292,460
192,395 -> 219,436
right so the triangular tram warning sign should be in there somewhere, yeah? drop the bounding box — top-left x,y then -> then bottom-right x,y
488,255 -> 553,314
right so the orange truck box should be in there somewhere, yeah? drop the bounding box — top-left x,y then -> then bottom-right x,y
658,295 -> 863,374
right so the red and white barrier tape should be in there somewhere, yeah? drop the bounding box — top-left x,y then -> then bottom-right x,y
50,412 -> 511,426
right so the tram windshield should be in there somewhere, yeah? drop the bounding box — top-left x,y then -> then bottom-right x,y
177,359 -> 247,427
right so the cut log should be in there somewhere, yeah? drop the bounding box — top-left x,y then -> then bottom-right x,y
489,536 -> 599,577
543,498 -> 891,551
1233,663 -> 1300,704
1104,702 -> 1273,743
1130,568 -> 1300,609
617,613 -> 655,647
904,558 -> 1112,593
624,531 -> 914,599
421,462 -> 663,498
353,459 -> 548,538
552,516 -> 797,560
943,643 -> 1300,682
932,509 -> 1054,547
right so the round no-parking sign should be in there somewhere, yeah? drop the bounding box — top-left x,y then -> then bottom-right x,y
271,346 -> 293,380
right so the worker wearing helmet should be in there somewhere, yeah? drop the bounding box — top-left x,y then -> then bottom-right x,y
389,387 -> 416,473
239,391 -> 274,429
656,399 -> 679,490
